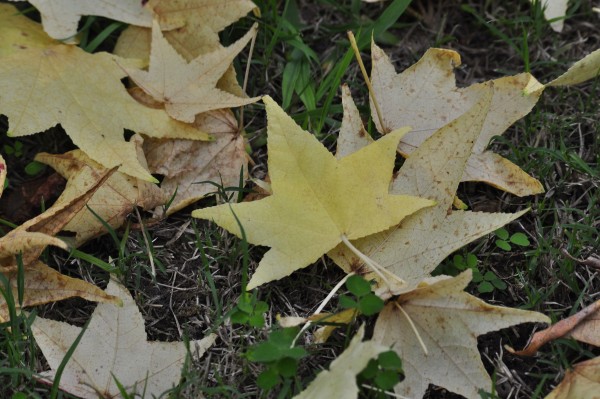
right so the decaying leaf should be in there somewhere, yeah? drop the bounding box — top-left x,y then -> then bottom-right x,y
35,136 -> 166,247
369,42 -> 545,196
193,96 -> 434,290
508,299 -> 600,356
0,44 -> 208,181
545,356 -> 600,399
293,324 -> 388,399
8,0 -> 153,40
373,270 -> 550,399
0,164 -> 120,322
122,20 -> 258,123
144,109 -> 247,215
329,85 -> 527,296
0,3 -> 59,57
32,278 -> 217,399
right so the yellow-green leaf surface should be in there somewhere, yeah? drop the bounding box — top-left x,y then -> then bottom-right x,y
35,138 -> 166,247
32,279 -> 216,399
329,86 -> 527,297
0,3 -> 59,57
548,48 -> 600,86
193,96 -> 434,290
122,20 -> 259,123
370,42 -> 545,196
8,0 -> 153,40
293,325 -> 388,399
115,0 -> 257,98
0,44 -> 208,181
374,270 -> 550,399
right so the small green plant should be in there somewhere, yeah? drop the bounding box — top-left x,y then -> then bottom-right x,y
230,292 -> 269,328
436,253 -> 507,294
246,327 -> 307,390
339,275 -> 384,316
3,140 -> 23,157
494,228 -> 531,251
358,350 -> 404,394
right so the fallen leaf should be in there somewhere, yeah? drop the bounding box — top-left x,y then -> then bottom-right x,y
147,0 -> 257,37
144,109 -> 247,215
545,356 -> 600,399
369,42 -> 545,196
35,136 -> 166,247
329,85 -> 527,297
122,20 -> 259,123
532,0 -> 568,32
507,299 -> 600,356
293,324 -> 388,399
8,0 -> 153,40
0,3 -> 59,57
0,44 -> 208,181
278,308 -> 357,344
32,278 -> 217,399
193,96 -> 434,290
0,165 -> 121,322
548,48 -> 600,86
373,270 -> 550,399
1,261 -> 122,323
115,0 -> 257,98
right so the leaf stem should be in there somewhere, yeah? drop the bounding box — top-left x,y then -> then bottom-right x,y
238,23 -> 258,134
340,234 -> 405,287
347,31 -> 386,133
291,272 -> 355,348
394,302 -> 428,355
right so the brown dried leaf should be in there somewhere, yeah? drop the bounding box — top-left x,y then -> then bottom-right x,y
545,356 -> 600,399
507,299 -> 600,356
35,136 -> 166,247
145,109 -> 247,215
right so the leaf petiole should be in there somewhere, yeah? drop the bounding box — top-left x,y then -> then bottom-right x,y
347,31 -> 386,133
340,235 -> 405,287
394,302 -> 428,355
291,272 -> 355,348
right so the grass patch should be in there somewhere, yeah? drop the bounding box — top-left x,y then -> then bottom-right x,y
0,0 -> 598,398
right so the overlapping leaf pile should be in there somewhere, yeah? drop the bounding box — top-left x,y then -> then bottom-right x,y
0,1 -> 599,398
0,0 -> 257,396
195,38 -> 599,399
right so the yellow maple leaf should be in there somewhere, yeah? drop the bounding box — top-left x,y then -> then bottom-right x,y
122,20 -> 259,123
193,96 -> 434,290
115,0 -> 257,97
0,44 -> 208,181
35,135 -> 166,247
0,3 -> 59,57
329,85 -> 528,297
369,42 -> 545,196
373,270 -> 549,399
